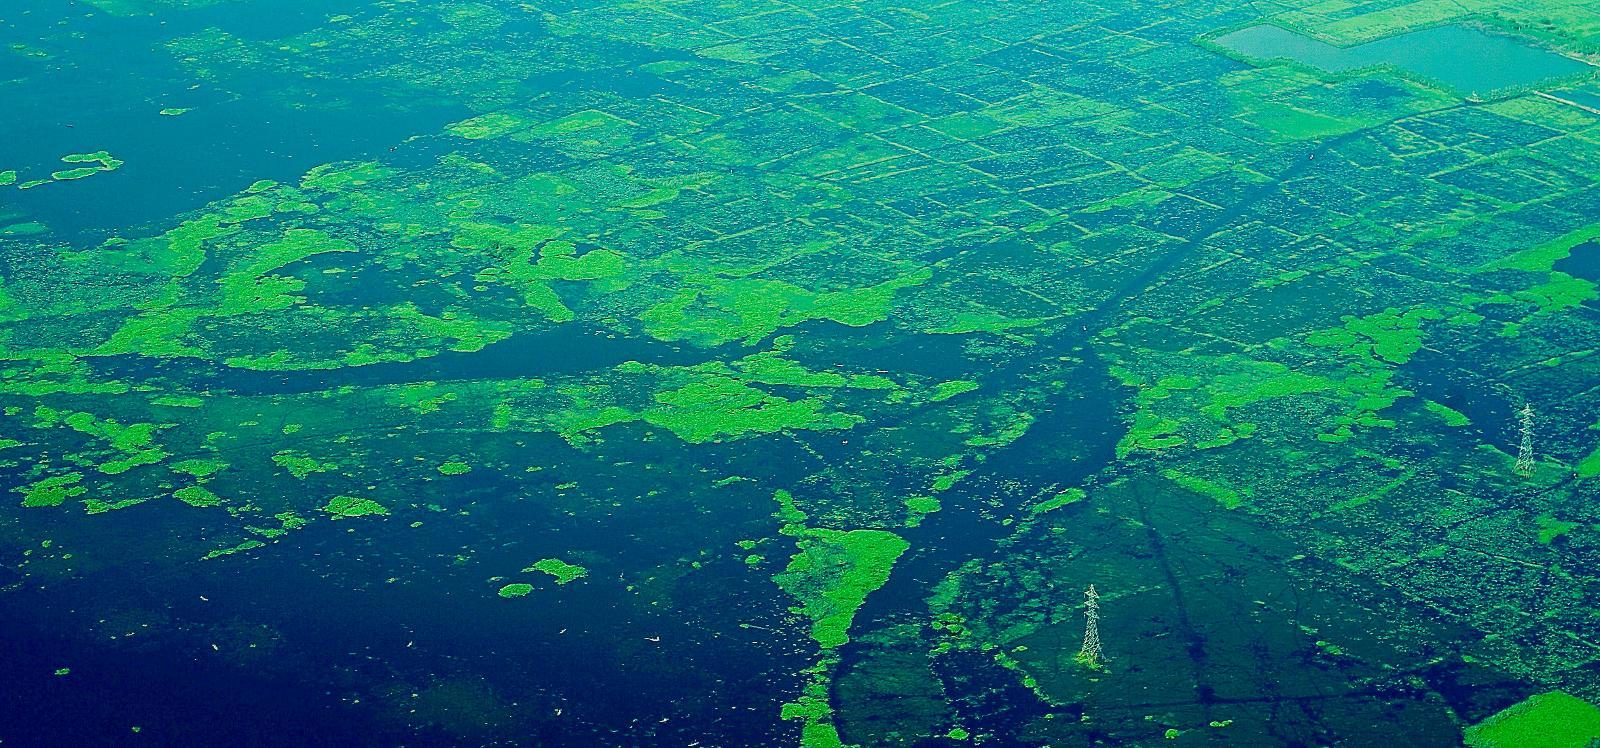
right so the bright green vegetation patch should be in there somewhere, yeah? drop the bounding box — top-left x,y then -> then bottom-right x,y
1221,64 -> 1450,144
202,539 -> 265,560
904,495 -> 941,527
1,150 -> 125,188
928,310 -> 1046,335
776,528 -> 909,649
930,380 -> 980,402
83,497 -> 144,514
51,167 -> 102,181
465,231 -> 624,322
1243,104 -> 1360,140
273,450 -> 336,478
641,269 -> 932,346
1424,400 -> 1471,427
931,470 -> 970,492
1307,308 -> 1441,366
171,458 -> 226,477
1500,274 -> 1597,319
641,374 -> 859,444
524,558 -> 588,585
0,221 -> 47,236
447,111 -> 533,140
1031,487 -> 1086,516
1536,515 -> 1580,545
1163,469 -> 1244,509
47,151 -> 123,183
247,511 -> 308,539
1112,314 -> 1417,457
322,495 -> 389,519
174,485 -> 224,508
1580,445 -> 1600,479
1464,691 -> 1600,748
150,395 -> 204,408
18,473 -> 85,507
215,228 -> 356,315
535,350 -> 890,446
781,676 -> 848,748
1484,222 -> 1600,274
34,407 -> 171,474
1119,411 -> 1189,455
1325,469 -> 1415,514
437,460 -> 472,475
497,583 -> 534,598
774,488 -> 909,747
60,151 -> 122,170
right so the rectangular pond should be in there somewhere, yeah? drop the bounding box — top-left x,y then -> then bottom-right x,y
1212,23 -> 1593,94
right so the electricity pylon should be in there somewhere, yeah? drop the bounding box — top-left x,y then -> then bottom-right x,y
1515,404 -> 1535,477
1076,584 -> 1105,668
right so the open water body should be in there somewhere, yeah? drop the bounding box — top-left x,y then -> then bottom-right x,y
0,1 -> 470,244
1213,24 -> 1592,94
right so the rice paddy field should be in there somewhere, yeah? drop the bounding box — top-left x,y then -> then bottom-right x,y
4,0 -> 1600,745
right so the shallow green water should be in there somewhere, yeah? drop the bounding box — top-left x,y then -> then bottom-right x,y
1214,24 -> 1592,94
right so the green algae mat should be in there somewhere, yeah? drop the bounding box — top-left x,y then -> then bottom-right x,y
4,0 -> 1600,745
1466,691 -> 1600,748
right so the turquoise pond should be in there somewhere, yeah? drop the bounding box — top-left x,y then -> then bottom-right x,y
1212,24 -> 1594,94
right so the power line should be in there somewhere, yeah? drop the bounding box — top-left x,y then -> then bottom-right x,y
1515,404 -> 1535,477
1076,584 -> 1106,668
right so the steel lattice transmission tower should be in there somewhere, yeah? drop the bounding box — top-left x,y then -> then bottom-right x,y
1515,404 -> 1536,477
1076,584 -> 1106,668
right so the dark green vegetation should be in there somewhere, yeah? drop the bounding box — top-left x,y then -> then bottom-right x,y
4,0 -> 1600,745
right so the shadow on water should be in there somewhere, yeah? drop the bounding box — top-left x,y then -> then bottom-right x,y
828,336 -> 1125,746
0,425 -> 808,747
851,338 -> 1128,630
1556,240 -> 1600,284
841,109 -> 1375,637
832,114 -> 1468,743
0,603 -> 409,747
1402,347 -> 1519,452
